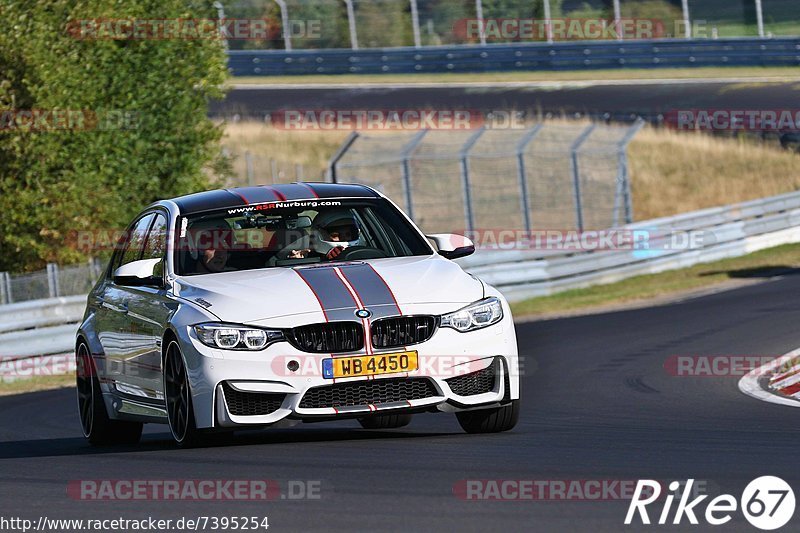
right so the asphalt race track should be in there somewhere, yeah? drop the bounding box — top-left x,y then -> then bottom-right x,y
214,80 -> 800,123
2,274 -> 800,532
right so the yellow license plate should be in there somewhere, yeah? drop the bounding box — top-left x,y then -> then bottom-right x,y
323,351 -> 418,379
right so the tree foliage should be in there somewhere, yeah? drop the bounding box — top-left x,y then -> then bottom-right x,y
0,0 -> 229,271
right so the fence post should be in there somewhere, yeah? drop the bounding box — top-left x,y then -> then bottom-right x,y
612,0 -> 622,41
615,119 -> 645,225
245,151 -> 255,186
543,0 -> 553,44
0,272 -> 7,305
459,127 -> 486,233
47,263 -> 61,298
409,0 -> 421,48
270,159 -> 278,184
325,131 -> 360,183
3,272 -> 12,304
90,258 -> 102,282
399,129 -> 429,220
344,0 -> 359,49
516,124 -> 544,234
213,1 -> 229,50
474,0 -> 486,46
755,0 -> 765,38
274,0 -> 293,51
570,124 -> 596,232
681,0 -> 691,38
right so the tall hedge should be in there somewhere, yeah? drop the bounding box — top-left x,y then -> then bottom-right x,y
0,0 -> 228,271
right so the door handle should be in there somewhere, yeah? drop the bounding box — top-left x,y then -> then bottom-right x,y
120,301 -> 129,314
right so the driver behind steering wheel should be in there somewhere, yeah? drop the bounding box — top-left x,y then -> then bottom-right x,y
287,210 -> 361,261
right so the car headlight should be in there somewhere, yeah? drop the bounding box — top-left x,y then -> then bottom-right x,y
440,297 -> 504,332
193,323 -> 285,351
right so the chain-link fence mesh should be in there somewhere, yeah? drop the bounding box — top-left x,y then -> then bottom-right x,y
0,261 -> 103,305
332,121 -> 643,235
227,151 -> 313,186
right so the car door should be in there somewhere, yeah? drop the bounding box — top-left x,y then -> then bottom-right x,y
119,212 -> 177,400
97,213 -> 155,393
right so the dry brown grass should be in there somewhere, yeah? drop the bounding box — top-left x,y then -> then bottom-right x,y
629,129 -> 800,220
221,123 -> 348,185
223,121 -> 800,221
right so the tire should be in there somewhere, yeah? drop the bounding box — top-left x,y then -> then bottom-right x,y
358,413 -> 413,429
76,343 -> 143,446
456,400 -> 519,434
163,340 -> 202,448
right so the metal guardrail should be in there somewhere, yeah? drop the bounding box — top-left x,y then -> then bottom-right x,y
459,190 -> 800,301
228,38 -> 800,76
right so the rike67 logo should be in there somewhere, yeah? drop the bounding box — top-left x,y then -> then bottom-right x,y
625,477 -> 795,530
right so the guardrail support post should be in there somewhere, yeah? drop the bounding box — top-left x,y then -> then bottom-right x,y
570,124 -> 596,232
516,124 -> 544,234
400,129 -> 429,220
459,127 -> 486,233
325,131 -> 360,183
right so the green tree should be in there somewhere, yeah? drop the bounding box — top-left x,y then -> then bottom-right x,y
0,0 -> 229,271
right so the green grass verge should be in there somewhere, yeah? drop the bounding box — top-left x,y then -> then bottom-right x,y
510,242 -> 800,318
0,373 -> 74,396
229,66 -> 800,86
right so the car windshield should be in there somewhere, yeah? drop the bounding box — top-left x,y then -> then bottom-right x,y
176,199 -> 433,276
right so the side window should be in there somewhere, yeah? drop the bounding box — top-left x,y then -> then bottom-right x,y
142,214 -> 168,279
114,214 -> 155,272
143,214 -> 168,260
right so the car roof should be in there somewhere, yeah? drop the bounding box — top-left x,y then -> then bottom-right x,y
170,182 -> 380,215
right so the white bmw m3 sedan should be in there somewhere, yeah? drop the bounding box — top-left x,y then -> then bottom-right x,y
76,183 -> 520,446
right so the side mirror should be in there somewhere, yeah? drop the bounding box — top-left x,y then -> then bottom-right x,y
427,234 -> 475,260
113,259 -> 163,287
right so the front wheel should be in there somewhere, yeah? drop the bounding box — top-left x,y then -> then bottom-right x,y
456,400 -> 519,434
164,340 -> 201,447
76,343 -> 142,445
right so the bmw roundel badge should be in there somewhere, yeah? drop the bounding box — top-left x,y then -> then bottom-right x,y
355,309 -> 372,319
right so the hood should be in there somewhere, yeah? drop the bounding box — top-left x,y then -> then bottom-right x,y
172,255 -> 484,325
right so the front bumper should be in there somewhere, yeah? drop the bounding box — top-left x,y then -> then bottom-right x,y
177,311 -> 519,429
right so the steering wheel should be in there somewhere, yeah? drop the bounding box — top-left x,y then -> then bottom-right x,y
336,246 -> 388,260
